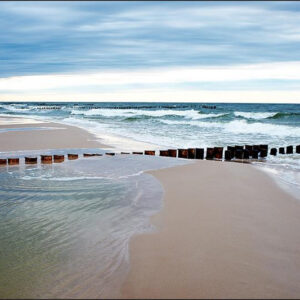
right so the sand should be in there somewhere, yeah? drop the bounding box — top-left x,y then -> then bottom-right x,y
1,116 -> 300,299
122,160 -> 300,299
0,118 -> 107,151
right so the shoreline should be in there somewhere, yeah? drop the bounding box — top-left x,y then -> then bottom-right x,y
121,160 -> 300,299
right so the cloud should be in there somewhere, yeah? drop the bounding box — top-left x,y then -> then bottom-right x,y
1,1 -> 300,78
1,61 -> 300,93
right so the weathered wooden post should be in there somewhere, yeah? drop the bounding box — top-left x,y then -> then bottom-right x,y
144,150 -> 155,155
206,148 -> 214,160
227,146 -> 235,158
84,153 -> 96,157
178,149 -> 188,158
260,144 -> 269,152
159,150 -> 169,157
260,149 -> 268,158
235,149 -> 244,159
253,145 -> 261,153
252,149 -> 259,159
270,148 -> 277,156
279,147 -> 285,154
195,148 -> 204,159
235,145 -> 243,155
0,159 -> 7,165
25,157 -> 37,164
225,150 -> 232,161
8,158 -> 19,165
213,147 -> 223,160
296,145 -> 300,154
132,152 -> 143,155
68,154 -> 78,160
245,145 -> 253,156
188,148 -> 196,159
243,149 -> 250,159
286,145 -> 293,154
41,155 -> 52,164
54,155 -> 64,163
168,149 -> 177,157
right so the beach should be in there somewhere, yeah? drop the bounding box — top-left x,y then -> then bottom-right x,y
0,116 -> 106,151
122,161 -> 300,298
0,114 -> 300,298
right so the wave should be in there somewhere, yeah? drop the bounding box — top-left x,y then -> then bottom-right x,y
267,112 -> 300,119
234,111 -> 277,120
70,108 -> 229,121
223,120 -> 300,137
161,119 -> 300,137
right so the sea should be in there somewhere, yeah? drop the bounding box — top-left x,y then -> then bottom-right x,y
0,102 -> 299,297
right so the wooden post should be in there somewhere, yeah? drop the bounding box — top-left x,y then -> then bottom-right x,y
41,155 -> 52,164
68,154 -> 78,160
83,153 -> 96,157
235,149 -> 243,159
270,148 -> 277,156
286,145 -> 293,154
296,145 -> 300,154
8,158 -> 19,165
195,148 -> 204,159
245,145 -> 253,156
144,150 -> 155,155
54,155 -> 64,163
279,147 -> 285,154
25,157 -> 37,164
260,149 -> 268,158
235,145 -> 244,155
188,148 -> 196,159
0,159 -> 7,165
168,149 -> 177,157
178,149 -> 188,158
253,145 -> 261,154
159,150 -> 169,157
213,147 -> 223,160
227,146 -> 235,158
252,149 -> 259,159
260,144 -> 269,152
243,149 -> 250,159
225,150 -> 232,161
206,148 -> 214,160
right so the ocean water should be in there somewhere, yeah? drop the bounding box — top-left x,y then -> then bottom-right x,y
0,155 -> 189,298
0,102 -> 299,193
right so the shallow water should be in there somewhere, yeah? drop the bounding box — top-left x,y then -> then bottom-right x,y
0,154 -> 189,298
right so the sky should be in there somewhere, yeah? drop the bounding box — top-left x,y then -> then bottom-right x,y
0,1 -> 300,103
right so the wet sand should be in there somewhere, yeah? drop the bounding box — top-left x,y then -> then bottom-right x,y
122,160 -> 300,299
0,116 -> 107,151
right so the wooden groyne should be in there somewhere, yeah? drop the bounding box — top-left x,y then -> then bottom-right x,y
0,144 -> 299,167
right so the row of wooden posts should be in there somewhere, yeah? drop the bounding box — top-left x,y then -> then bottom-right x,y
0,144 -> 299,166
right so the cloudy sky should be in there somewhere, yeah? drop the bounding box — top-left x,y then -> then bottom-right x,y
0,1 -> 300,102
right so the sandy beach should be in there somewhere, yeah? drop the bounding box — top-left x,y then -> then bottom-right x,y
122,161 -> 300,299
1,115 -> 300,299
0,116 -> 107,151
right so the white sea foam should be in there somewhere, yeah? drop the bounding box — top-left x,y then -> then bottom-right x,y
234,111 -> 277,119
223,120 -> 300,137
70,108 -> 226,120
